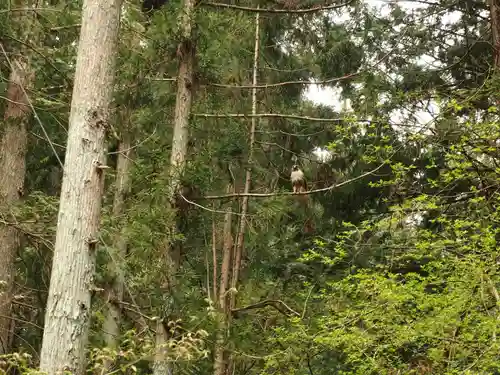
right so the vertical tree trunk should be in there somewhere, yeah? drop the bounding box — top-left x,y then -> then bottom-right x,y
102,134 -> 134,372
153,0 -> 196,373
39,0 -> 122,372
222,12 -> 260,375
213,184 -> 234,375
0,55 -> 33,355
491,0 -> 500,67
153,320 -> 170,374
229,9 -> 260,311
0,0 -> 39,354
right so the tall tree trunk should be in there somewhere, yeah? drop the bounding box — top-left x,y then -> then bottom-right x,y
491,0 -> 500,67
39,0 -> 122,372
153,0 -> 196,373
224,12 -> 260,374
213,184 -> 234,375
229,9 -> 260,311
102,133 -> 134,373
0,0 -> 39,355
0,55 -> 33,355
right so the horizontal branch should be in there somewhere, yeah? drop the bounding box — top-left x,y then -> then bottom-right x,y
179,194 -> 256,216
0,7 -> 63,14
209,71 -> 358,88
201,0 -> 353,13
150,77 -> 177,82
231,299 -> 300,317
193,113 -> 344,122
201,162 -> 387,200
50,24 -> 81,31
149,73 -> 356,88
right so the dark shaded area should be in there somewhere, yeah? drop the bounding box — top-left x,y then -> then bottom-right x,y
142,0 -> 169,12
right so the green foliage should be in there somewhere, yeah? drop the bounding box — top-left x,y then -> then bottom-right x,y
3,0 -> 500,373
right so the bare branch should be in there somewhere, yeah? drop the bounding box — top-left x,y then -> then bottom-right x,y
108,298 -> 154,323
208,71 -> 358,89
49,24 -> 81,31
0,8 -> 64,14
179,194 -> 255,216
193,112 -> 344,122
232,299 -> 300,317
200,0 -> 353,13
150,75 -> 356,88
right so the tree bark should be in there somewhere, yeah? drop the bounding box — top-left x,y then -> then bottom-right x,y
102,134 -> 133,372
153,0 -> 196,372
224,12 -> 260,375
491,0 -> 500,67
230,9 -> 260,311
153,319 -> 170,375
0,0 -> 39,355
213,184 -> 234,375
39,0 -> 122,373
0,55 -> 33,355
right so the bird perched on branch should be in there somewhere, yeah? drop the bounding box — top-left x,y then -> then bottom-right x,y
290,165 -> 313,232
290,165 -> 307,194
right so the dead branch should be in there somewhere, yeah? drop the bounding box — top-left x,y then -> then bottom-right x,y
208,71 -> 357,88
107,298 -> 153,333
150,75 -> 355,88
232,299 -> 300,317
200,0 -> 353,13
193,112 -> 344,122
0,8 -> 64,14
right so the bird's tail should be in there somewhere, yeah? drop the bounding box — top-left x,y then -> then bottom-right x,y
296,186 -> 308,204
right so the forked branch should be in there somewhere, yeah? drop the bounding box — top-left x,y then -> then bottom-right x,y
232,299 -> 300,317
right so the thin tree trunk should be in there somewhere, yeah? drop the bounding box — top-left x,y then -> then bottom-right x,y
219,188 -> 234,312
213,184 -> 234,375
230,9 -> 260,311
490,0 -> 500,67
212,218 -> 218,302
39,0 -> 122,372
0,55 -> 33,355
223,12 -> 260,375
102,134 -> 134,373
153,0 -> 196,372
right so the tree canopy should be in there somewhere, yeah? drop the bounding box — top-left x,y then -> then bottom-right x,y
1,0 -> 500,373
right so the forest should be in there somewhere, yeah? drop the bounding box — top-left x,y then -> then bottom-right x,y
1,0 -> 500,373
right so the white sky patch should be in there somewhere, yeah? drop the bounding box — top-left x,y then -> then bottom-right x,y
305,84 -> 351,111
305,84 -> 336,107
305,0 -> 453,127
312,146 -> 333,162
